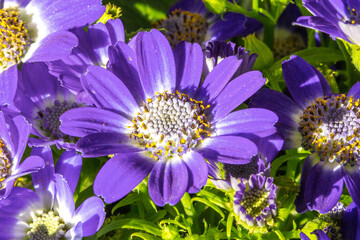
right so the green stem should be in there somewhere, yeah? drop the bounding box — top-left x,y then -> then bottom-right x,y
336,40 -> 354,87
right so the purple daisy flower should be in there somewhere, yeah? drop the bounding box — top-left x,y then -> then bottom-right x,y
300,202 -> 360,240
233,173 -> 278,228
209,133 -> 283,191
0,108 -> 44,199
249,55 -> 360,213
296,0 -> 360,45
152,0 -> 262,47
59,29 -> 278,206
47,19 -> 125,103
0,146 -> 104,239
13,62 -> 84,150
0,0 -> 105,106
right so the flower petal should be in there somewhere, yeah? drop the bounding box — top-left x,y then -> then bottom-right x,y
348,82 -> 360,100
149,157 -> 189,206
55,151 -> 82,194
344,164 -> 360,209
94,152 -> 154,203
54,174 -> 75,223
0,66 -> 18,106
183,151 -> 208,193
341,202 -> 360,240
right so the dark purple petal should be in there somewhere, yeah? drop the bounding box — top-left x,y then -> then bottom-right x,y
256,133 -> 284,163
198,136 -> 257,164
169,0 -> 207,14
149,157 -> 189,206
348,82 -> 360,99
209,13 -> 247,41
282,55 -> 328,109
299,232 -> 311,240
55,151 -> 82,194
183,151 -> 208,193
94,152 -> 154,203
341,202 -> 360,240
73,196 -> 105,237
131,30 -> 176,97
81,66 -> 139,116
31,147 -> 55,194
195,56 -> 241,104
0,111 -> 15,153
27,31 -> 78,62
54,174 -> 75,223
344,164 -> 360,209
107,42 -> 145,104
60,107 -> 130,137
215,108 -> 277,137
76,133 -> 141,157
173,42 -> 203,97
0,66 -> 18,106
305,161 -> 344,213
27,0 -> 105,33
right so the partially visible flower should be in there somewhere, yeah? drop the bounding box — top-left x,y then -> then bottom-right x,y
152,0 -> 261,47
296,0 -> 360,45
0,0 -> 105,106
209,133 -> 283,191
0,146 -> 104,239
233,173 -> 278,228
249,55 -> 360,213
59,29 -> 278,206
47,19 -> 125,103
0,108 -> 44,199
14,62 -> 84,150
203,41 -> 257,78
300,202 -> 360,240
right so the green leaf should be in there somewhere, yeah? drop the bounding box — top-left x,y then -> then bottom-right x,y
181,192 -> 196,217
96,218 -> 162,237
270,152 -> 310,178
111,193 -> 140,214
191,197 -> 225,219
202,0 -> 227,15
226,212 -> 234,239
244,34 -> 274,70
130,232 -> 162,240
197,188 -> 228,209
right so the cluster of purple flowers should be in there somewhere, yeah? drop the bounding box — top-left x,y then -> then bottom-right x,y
1,0 -> 360,239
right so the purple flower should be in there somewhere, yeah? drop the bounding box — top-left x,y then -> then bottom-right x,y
48,19 -> 125,103
152,0 -> 261,47
249,55 -> 360,213
209,133 -> 283,191
14,62 -> 84,150
0,0 -> 105,106
59,29 -> 278,206
203,41 -> 258,78
0,146 -> 104,239
296,0 -> 360,45
0,108 -> 44,199
233,173 -> 278,228
300,202 -> 360,240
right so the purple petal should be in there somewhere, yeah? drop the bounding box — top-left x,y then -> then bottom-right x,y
76,133 -> 141,157
305,161 -> 344,213
94,152 -> 154,203
27,31 -> 78,62
149,157 -> 189,206
11,115 -> 31,164
31,147 -> 55,193
107,42 -> 145,104
0,66 -> 18,106
73,196 -> 105,237
299,232 -> 311,240
183,151 -> 208,193
282,55 -> 328,109
195,56 -> 241,104
348,82 -> 360,100
81,66 -> 139,116
344,164 -> 360,209
60,107 -> 130,137
8,156 -> 44,181
53,174 -> 75,223
341,202 -> 360,240
198,136 -> 257,164
131,30 -> 176,97
214,108 -> 277,138
173,42 -> 203,97
256,133 -> 284,163
55,151 -> 82,194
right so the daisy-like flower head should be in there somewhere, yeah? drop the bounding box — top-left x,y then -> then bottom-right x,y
249,55 -> 360,213
59,29 -> 278,206
209,133 -> 283,191
0,0 -> 105,106
14,62 -> 85,150
47,19 -> 125,103
152,0 -> 262,47
0,146 -> 105,239
296,0 -> 360,46
300,202 -> 360,240
233,173 -> 278,228
0,107 -> 44,199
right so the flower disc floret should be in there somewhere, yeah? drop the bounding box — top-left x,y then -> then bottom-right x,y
0,7 -> 31,71
299,94 -> 360,164
37,100 -> 80,141
0,139 -> 12,188
27,210 -> 68,240
153,9 -> 207,47
130,91 -> 210,160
